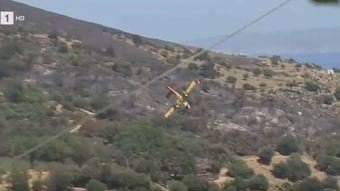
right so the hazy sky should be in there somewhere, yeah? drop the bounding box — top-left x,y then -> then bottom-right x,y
15,0 -> 340,42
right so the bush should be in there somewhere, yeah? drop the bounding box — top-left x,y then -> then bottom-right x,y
48,31 -> 58,39
322,176 -> 339,190
334,87 -> 340,100
169,181 -> 188,191
247,175 -> 269,191
188,63 -> 198,70
252,68 -> 262,76
199,62 -> 217,79
263,69 -> 274,78
47,164 -> 73,191
272,162 -> 287,179
32,180 -> 44,191
277,136 -> 299,156
243,83 -> 256,91
182,175 -> 209,191
242,73 -> 249,80
273,155 -> 311,182
226,76 -> 237,84
105,46 -> 116,57
58,44 -> 69,54
258,147 -> 274,165
323,94 -> 335,105
4,80 -> 25,103
227,160 -> 254,179
11,168 -> 29,191
305,81 -> 320,92
295,177 -> 322,191
86,179 -> 107,191
259,82 -> 267,88
318,156 -> 340,176
210,161 -> 222,174
0,42 -> 24,60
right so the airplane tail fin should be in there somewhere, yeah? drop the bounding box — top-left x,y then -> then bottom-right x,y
166,86 -> 176,98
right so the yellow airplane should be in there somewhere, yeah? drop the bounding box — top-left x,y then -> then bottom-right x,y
164,79 -> 200,118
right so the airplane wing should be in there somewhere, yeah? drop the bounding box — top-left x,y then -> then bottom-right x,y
164,106 -> 176,118
185,80 -> 200,94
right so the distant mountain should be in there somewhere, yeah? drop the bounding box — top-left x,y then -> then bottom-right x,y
187,28 -> 340,68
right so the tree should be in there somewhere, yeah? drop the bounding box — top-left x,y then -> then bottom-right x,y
258,147 -> 274,165
11,168 -> 29,191
169,181 -> 188,191
247,175 -> 269,191
277,136 -> 299,156
318,156 -> 340,176
86,179 -> 107,191
272,162 -> 287,179
284,155 -> 311,182
47,164 -> 73,191
227,160 -> 254,179
295,177 -> 322,191
273,155 -> 311,182
182,175 -> 209,191
322,176 -> 339,190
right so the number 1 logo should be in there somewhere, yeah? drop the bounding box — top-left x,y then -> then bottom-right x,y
0,11 -> 14,25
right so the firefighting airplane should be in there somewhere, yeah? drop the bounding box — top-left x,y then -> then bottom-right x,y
164,79 -> 200,118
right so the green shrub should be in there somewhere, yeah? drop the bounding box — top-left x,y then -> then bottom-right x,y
226,76 -> 237,84
295,177 -> 322,191
277,136 -> 299,156
11,167 -> 29,191
188,63 -> 198,70
227,160 -> 254,179
32,180 -> 44,191
86,179 -> 107,191
323,94 -> 335,105
252,68 -> 262,76
0,42 -> 24,60
272,155 -> 311,182
4,80 -> 25,103
258,147 -> 274,165
273,161 -> 287,178
199,62 -> 217,79
182,175 -> 209,191
263,69 -> 274,78
243,83 -> 256,91
318,156 -> 340,176
47,164 -> 74,191
242,73 -> 249,80
169,181 -> 188,191
322,176 -> 339,190
247,175 -> 269,191
334,87 -> 340,100
305,81 -> 320,92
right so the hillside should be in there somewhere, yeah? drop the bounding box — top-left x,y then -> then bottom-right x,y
0,1 -> 340,191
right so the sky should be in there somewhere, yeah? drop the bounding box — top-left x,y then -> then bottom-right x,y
15,0 -> 340,43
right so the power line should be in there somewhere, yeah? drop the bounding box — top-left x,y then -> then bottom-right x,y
13,0 -> 294,161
